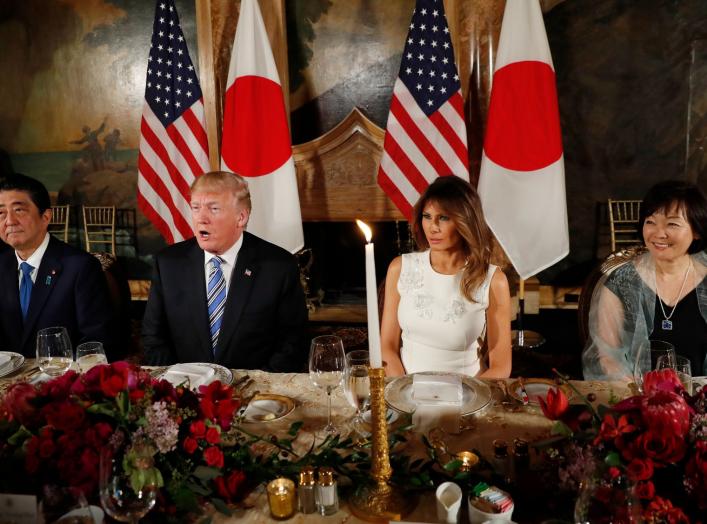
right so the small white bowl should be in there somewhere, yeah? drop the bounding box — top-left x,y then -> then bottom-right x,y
468,494 -> 514,524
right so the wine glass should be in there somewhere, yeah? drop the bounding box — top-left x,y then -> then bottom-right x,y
100,436 -> 157,523
574,472 -> 641,523
36,326 -> 73,377
657,354 -> 692,394
309,335 -> 346,434
633,339 -> 675,392
344,350 -> 371,431
76,341 -> 108,372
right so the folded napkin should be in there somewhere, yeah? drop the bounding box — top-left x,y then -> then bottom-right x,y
163,364 -> 215,389
413,402 -> 461,434
412,374 -> 463,404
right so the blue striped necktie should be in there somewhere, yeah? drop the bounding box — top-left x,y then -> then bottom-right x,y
207,256 -> 227,353
19,262 -> 34,320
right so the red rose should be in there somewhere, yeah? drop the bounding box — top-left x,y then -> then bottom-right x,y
190,420 -> 206,438
640,390 -> 690,437
214,470 -> 246,502
539,387 -> 569,420
2,382 -> 40,427
98,362 -> 140,397
626,458 -> 653,482
39,438 -> 55,459
635,480 -> 655,500
42,401 -> 86,432
183,437 -> 198,454
635,430 -> 686,465
607,466 -> 621,480
205,427 -> 221,445
203,446 -> 224,468
39,371 -> 79,400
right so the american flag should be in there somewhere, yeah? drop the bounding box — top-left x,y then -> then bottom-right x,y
137,0 -> 210,244
378,0 -> 469,219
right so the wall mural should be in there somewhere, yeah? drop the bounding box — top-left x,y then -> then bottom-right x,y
0,0 -> 198,274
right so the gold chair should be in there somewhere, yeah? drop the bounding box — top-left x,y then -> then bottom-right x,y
83,205 -> 116,255
608,199 -> 642,251
577,245 -> 647,345
48,205 -> 70,243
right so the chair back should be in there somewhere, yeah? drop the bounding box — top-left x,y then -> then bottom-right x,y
83,205 -> 116,255
48,205 -> 70,243
577,245 -> 647,345
608,199 -> 642,251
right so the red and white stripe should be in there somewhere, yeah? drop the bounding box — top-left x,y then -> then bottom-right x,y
137,99 -> 210,244
378,79 -> 469,219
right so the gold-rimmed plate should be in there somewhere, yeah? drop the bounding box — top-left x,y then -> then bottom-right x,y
241,394 -> 296,423
507,378 -> 571,405
0,352 -> 25,378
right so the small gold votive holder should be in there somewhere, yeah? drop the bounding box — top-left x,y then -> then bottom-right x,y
267,478 -> 296,519
456,451 -> 479,472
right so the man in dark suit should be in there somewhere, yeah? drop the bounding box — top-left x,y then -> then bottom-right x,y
0,174 -> 115,358
142,171 -> 308,371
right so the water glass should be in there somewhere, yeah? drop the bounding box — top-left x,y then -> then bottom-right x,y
633,340 -> 675,392
657,354 -> 692,394
76,341 -> 108,372
309,335 -> 346,434
36,326 -> 73,377
344,350 -> 370,429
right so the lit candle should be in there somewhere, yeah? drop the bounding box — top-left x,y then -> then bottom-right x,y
356,220 -> 382,368
267,478 -> 296,519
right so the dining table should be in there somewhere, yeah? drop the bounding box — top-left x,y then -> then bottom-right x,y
0,360 -> 632,523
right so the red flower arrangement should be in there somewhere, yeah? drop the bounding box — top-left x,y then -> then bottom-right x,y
538,369 -> 707,523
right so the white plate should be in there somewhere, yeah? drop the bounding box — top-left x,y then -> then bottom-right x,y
507,378 -> 571,405
159,362 -> 233,389
693,376 -> 707,389
385,372 -> 492,416
241,394 -> 296,423
0,351 -> 25,378
361,408 -> 399,425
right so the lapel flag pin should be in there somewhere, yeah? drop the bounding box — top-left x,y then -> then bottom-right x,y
45,269 -> 57,285
244,269 -> 252,277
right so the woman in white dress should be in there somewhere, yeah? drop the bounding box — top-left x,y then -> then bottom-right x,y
381,176 -> 512,378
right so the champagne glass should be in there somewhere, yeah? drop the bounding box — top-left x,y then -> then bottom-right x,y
36,326 -> 73,377
309,335 -> 346,434
76,341 -> 108,372
633,339 -> 675,392
657,354 -> 692,394
344,350 -> 371,430
100,436 -> 157,523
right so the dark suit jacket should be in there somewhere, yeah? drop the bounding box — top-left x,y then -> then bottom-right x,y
0,236 -> 115,358
142,232 -> 308,371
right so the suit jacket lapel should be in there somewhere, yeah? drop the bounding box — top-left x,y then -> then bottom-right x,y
216,233 -> 258,359
187,242 -> 215,362
21,238 -> 62,348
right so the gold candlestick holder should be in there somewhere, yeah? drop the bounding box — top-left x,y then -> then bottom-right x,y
348,367 -> 417,521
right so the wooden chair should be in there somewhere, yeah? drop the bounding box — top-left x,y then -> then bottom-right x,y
48,205 -> 70,243
577,245 -> 647,345
83,205 -> 116,255
608,199 -> 642,251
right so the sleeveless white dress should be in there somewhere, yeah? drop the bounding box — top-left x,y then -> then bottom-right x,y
398,250 -> 497,376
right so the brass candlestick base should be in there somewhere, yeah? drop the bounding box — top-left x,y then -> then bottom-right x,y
348,367 -> 417,521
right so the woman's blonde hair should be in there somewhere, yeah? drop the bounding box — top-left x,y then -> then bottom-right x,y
191,171 -> 251,211
412,176 -> 493,302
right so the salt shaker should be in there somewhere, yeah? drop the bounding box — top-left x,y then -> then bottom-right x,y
315,467 -> 339,515
297,466 -> 317,514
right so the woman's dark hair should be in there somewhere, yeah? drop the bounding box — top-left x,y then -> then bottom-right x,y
638,180 -> 707,254
412,175 -> 494,302
0,173 -> 51,214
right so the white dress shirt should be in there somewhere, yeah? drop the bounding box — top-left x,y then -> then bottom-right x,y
15,232 -> 50,286
202,234 -> 243,293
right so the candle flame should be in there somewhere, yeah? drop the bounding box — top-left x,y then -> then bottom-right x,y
356,219 -> 372,242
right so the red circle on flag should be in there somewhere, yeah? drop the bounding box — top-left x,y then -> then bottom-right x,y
483,61 -> 563,172
221,76 -> 291,177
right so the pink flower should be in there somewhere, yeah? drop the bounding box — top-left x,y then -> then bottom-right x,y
642,369 -> 684,395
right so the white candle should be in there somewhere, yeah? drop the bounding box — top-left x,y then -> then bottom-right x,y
356,220 -> 382,368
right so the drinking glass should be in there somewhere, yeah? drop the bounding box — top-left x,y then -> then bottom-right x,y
574,472 -> 641,523
657,354 -> 692,394
36,326 -> 73,377
344,350 -> 371,430
633,340 -> 675,392
100,436 -> 157,523
76,341 -> 108,372
309,335 -> 346,434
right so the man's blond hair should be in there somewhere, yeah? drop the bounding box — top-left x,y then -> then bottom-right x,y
190,171 -> 251,211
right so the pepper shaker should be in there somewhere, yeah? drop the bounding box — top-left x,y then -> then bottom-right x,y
297,466 -> 316,514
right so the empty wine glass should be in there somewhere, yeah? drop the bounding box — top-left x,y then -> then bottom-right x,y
76,341 -> 108,372
36,326 -> 73,377
657,354 -> 692,394
100,435 -> 157,524
633,339 -> 675,392
309,335 -> 346,434
344,350 -> 371,431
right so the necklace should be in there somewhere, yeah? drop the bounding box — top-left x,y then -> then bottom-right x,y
655,260 -> 692,331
